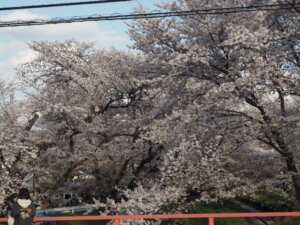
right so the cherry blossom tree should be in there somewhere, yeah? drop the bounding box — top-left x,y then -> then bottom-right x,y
0,81 -> 40,215
128,0 -> 300,207
2,0 -> 299,220
13,38 -> 250,222
16,40 -> 147,199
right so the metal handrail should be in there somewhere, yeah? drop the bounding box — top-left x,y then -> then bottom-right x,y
36,205 -> 98,215
1,212 -> 300,225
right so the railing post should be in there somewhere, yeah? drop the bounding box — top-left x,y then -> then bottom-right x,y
209,217 -> 214,225
114,219 -> 120,225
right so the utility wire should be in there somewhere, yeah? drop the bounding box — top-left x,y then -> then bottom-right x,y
0,0 -> 132,11
0,3 -> 299,28
0,1 -> 297,12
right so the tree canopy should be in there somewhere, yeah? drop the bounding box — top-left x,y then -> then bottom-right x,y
0,0 -> 299,222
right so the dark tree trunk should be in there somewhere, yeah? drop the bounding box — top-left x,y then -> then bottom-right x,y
292,174 -> 300,205
282,150 -> 300,205
259,127 -> 300,205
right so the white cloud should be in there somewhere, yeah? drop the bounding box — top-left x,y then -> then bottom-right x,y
0,61 -> 18,82
88,30 -> 129,49
10,48 -> 37,65
0,42 -> 35,82
0,10 -> 47,21
0,10 -> 128,45
0,10 -> 130,82
0,41 -> 27,54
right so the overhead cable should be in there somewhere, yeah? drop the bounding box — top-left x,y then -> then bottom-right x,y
0,3 -> 299,28
0,0 -> 132,11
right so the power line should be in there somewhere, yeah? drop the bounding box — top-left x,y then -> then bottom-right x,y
0,0 -> 132,11
0,3 -> 299,28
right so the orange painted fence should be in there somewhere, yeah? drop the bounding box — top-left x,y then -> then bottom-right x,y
1,212 -> 300,225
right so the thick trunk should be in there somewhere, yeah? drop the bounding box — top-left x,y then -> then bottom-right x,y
283,151 -> 300,204
284,151 -> 298,173
267,128 -> 300,204
292,174 -> 300,204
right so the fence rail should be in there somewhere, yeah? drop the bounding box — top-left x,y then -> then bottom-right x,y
36,205 -> 98,215
1,212 -> 300,225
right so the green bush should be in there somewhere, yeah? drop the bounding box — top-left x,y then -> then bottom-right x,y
273,216 -> 300,225
251,192 -> 290,211
162,201 -> 246,225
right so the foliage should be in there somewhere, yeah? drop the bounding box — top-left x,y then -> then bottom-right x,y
177,201 -> 244,225
0,81 -> 40,215
273,216 -> 300,225
128,0 -> 300,208
251,191 -> 291,211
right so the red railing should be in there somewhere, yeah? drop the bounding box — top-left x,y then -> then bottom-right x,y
1,212 -> 300,225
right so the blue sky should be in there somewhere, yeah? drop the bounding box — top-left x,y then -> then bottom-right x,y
0,0 -> 164,81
